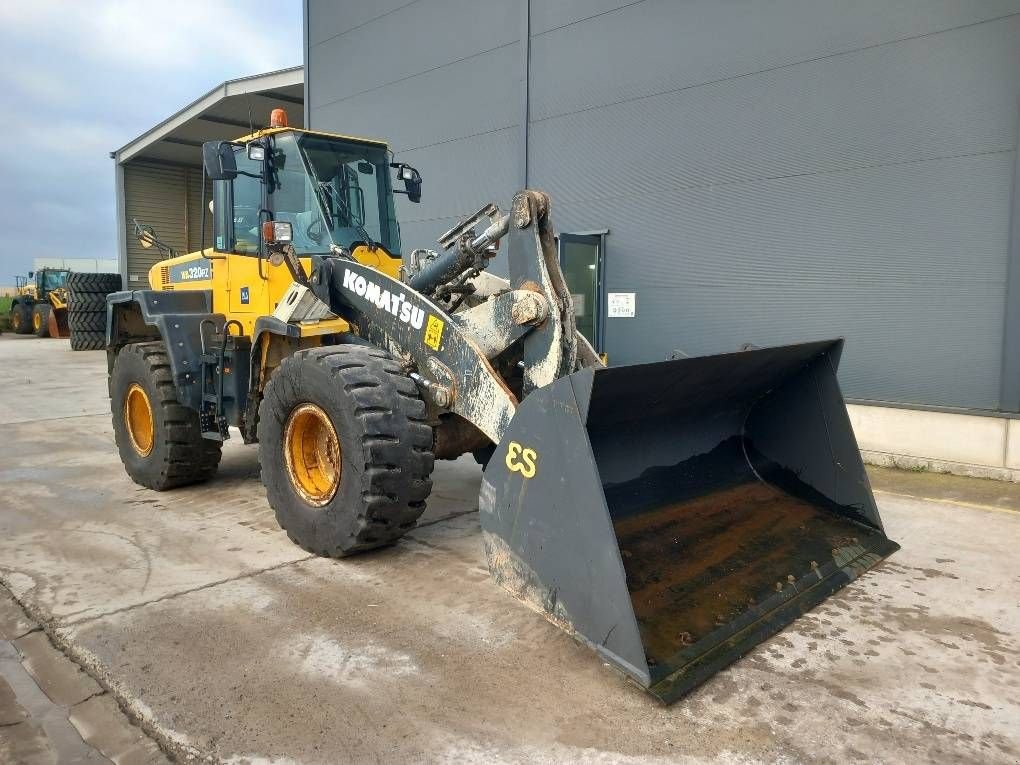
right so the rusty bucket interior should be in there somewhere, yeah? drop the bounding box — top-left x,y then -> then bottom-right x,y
48,307 -> 69,338
586,339 -> 899,700
481,339 -> 899,703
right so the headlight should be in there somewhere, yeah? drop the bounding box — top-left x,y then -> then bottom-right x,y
262,220 -> 293,244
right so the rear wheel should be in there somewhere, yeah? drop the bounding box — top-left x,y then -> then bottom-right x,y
110,342 -> 222,490
32,304 -> 51,337
11,303 -> 32,334
258,344 -> 435,557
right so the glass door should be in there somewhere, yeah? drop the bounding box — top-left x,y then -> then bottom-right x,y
558,233 -> 604,353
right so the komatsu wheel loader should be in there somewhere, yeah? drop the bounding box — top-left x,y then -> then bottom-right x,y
10,268 -> 70,337
106,109 -> 898,702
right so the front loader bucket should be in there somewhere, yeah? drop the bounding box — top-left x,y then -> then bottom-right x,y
479,339 -> 898,703
48,307 -> 69,338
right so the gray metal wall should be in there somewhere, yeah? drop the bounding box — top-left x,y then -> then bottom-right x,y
306,0 -> 523,253
306,0 -> 1020,412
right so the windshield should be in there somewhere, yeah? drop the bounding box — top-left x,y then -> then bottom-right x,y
42,271 -> 68,291
269,132 -> 400,255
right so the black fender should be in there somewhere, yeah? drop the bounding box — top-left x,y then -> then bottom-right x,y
106,290 -> 222,413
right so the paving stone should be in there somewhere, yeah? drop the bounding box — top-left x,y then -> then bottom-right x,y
0,720 -> 56,765
13,632 -> 101,707
69,694 -> 169,765
0,672 -> 28,726
0,590 -> 37,640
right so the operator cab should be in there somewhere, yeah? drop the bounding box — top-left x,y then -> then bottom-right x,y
202,110 -> 422,261
39,269 -> 69,294
21,268 -> 69,297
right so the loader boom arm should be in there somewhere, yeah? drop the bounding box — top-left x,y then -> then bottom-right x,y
312,256 -> 519,443
311,189 -> 597,445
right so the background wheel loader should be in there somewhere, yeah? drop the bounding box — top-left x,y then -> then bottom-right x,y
106,109 -> 898,703
10,268 -> 70,337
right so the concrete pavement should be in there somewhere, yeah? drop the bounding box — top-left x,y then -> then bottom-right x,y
1,334 -> 1018,763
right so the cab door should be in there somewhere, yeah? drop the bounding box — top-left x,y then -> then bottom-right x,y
211,146 -> 270,321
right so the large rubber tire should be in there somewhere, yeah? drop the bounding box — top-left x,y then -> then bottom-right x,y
32,304 -> 51,337
71,332 -> 106,351
67,272 -> 121,294
68,292 -> 108,312
259,345 -> 435,557
68,273 -> 118,351
110,342 -> 222,490
69,311 -> 105,332
11,303 -> 33,334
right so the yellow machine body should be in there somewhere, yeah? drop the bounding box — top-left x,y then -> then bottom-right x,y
146,244 -> 399,339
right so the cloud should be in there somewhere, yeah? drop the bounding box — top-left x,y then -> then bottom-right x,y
0,1 -> 302,283
0,0 -> 292,74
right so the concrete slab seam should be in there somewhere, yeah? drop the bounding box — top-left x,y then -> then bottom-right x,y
1,581 -> 202,762
410,507 -> 479,531
60,554 -> 317,628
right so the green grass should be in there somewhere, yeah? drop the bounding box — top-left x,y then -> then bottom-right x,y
0,296 -> 12,331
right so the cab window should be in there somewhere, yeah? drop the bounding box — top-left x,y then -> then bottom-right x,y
212,147 -> 262,254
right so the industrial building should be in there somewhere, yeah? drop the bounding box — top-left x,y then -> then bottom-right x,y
111,67 -> 304,288
303,1 -> 1020,478
113,2 -> 1020,478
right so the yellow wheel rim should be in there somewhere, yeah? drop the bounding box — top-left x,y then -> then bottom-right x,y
284,403 -> 341,506
32,312 -> 41,330
124,383 -> 155,457
12,312 -> 21,330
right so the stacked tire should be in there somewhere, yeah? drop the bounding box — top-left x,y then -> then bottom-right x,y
68,272 -> 121,351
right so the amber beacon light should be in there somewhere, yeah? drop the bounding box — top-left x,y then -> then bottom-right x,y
270,108 -> 288,128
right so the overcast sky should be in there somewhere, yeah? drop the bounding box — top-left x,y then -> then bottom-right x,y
0,1 -> 302,284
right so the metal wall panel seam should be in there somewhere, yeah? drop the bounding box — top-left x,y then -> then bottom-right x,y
529,10 -> 1020,125
520,0 -> 530,189
303,0 -> 310,128
997,99 -> 1020,412
310,40 -> 519,111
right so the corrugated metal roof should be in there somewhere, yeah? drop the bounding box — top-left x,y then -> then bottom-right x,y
113,66 -> 304,166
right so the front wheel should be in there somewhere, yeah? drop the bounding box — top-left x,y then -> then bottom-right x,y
32,304 -> 51,337
258,344 -> 435,557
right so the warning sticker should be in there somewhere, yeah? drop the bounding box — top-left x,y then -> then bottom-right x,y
607,292 -> 636,318
424,315 -> 445,350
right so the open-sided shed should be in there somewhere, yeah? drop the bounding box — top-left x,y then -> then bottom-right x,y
111,66 -> 303,287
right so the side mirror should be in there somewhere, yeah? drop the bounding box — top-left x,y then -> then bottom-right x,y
27,271 -> 34,278
391,163 -> 422,204
138,226 -> 158,249
202,141 -> 238,181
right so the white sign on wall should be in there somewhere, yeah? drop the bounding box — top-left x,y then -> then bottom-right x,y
607,292 -> 636,318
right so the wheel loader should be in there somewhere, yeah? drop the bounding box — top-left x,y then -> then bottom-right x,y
106,109 -> 899,702
10,268 -> 70,337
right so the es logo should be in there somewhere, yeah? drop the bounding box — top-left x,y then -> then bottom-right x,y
505,441 -> 537,479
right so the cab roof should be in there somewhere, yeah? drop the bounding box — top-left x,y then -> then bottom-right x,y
233,126 -> 389,149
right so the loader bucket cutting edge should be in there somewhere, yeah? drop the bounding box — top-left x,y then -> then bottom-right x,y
479,339 -> 899,703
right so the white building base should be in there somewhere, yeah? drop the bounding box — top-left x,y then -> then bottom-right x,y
847,404 -> 1020,483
